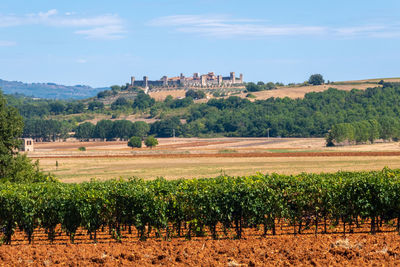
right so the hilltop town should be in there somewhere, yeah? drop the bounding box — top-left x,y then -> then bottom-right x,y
131,72 -> 244,90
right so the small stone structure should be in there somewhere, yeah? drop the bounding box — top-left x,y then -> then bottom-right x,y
130,72 -> 244,90
21,138 -> 34,152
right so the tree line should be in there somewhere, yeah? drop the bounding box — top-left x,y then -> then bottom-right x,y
326,118 -> 400,146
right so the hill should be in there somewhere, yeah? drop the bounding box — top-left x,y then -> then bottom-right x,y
149,78 -> 399,101
0,79 -> 108,99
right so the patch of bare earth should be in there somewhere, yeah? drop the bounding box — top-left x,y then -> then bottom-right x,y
2,230 -> 400,266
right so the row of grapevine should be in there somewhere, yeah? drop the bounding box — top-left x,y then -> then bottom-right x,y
1,168 -> 400,244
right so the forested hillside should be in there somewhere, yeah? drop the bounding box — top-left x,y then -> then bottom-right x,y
8,82 -> 400,142
0,79 -> 108,99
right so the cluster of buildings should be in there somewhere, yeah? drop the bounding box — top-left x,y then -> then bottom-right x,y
130,72 -> 244,89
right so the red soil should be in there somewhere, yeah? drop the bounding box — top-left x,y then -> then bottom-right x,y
2,233 -> 400,266
2,222 -> 400,266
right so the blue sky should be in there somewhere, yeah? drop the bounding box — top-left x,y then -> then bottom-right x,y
0,0 -> 399,87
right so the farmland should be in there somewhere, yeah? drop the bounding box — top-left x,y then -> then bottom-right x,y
29,137 -> 400,182
3,169 -> 400,266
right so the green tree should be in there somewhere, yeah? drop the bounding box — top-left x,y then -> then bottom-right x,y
88,101 -> 104,111
111,97 -> 130,110
131,121 -> 150,139
185,89 -> 206,100
93,120 -> 113,140
245,82 -> 261,92
0,90 -> 53,182
0,91 -> 24,178
308,74 -> 325,85
133,91 -> 155,110
128,136 -> 142,148
75,122 -> 95,141
145,136 -> 158,149
111,120 -> 133,140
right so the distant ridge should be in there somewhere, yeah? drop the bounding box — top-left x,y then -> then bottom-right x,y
0,79 -> 109,100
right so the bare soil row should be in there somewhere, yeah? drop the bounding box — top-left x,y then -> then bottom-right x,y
30,151 -> 400,159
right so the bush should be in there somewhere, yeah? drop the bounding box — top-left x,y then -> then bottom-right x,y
144,136 -> 158,148
185,89 -> 206,100
308,74 -> 325,85
78,147 -> 86,151
128,136 -> 142,148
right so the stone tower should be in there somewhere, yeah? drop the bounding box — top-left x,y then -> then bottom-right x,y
230,72 -> 236,83
200,75 -> 207,87
218,75 -> 223,86
131,76 -> 135,86
239,73 -> 243,83
162,76 -> 168,86
143,76 -> 148,88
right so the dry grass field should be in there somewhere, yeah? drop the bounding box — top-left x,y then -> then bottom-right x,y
238,83 -> 379,100
147,78 -> 393,101
29,137 -> 400,183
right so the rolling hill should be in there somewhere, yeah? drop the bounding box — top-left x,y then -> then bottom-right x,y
0,79 -> 108,99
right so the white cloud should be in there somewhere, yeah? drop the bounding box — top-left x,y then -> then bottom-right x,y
75,25 -> 125,40
0,9 -> 125,40
0,40 -> 16,46
76,59 -> 87,64
150,15 -> 400,39
38,9 -> 58,19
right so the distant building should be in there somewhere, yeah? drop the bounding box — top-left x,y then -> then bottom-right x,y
21,138 -> 34,152
130,72 -> 244,89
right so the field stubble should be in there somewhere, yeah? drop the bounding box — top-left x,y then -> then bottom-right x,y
30,137 -> 400,182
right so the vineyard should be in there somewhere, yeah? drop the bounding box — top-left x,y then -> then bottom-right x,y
2,168 -> 400,245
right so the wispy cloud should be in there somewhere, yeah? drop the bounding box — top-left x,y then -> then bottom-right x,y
0,9 -> 125,40
334,25 -> 400,38
150,15 -> 325,38
150,15 -> 400,39
75,25 -> 125,40
0,40 -> 16,46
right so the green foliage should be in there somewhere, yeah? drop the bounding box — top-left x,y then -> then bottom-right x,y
0,91 -> 23,159
246,82 -> 276,92
326,119 -> 393,146
10,83 -> 400,140
88,101 -> 104,111
185,89 -> 206,100
150,117 -> 182,137
0,154 -> 56,183
23,119 -> 72,141
75,122 -> 95,140
128,136 -> 142,148
308,74 -> 325,85
93,119 -> 113,140
0,169 -> 400,243
246,82 -> 262,92
144,136 -> 158,148
131,121 -> 150,139
111,97 -> 131,110
0,90 -> 54,184
133,91 -> 155,110
78,147 -> 86,151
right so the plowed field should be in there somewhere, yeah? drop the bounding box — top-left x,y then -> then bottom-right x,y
2,232 -> 400,266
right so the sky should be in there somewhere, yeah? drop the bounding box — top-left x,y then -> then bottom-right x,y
0,0 -> 399,87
